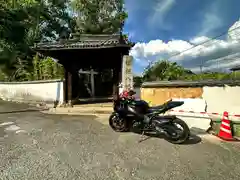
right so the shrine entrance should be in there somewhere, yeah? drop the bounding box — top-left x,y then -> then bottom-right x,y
77,68 -> 114,99
33,34 -> 133,106
78,69 -> 98,98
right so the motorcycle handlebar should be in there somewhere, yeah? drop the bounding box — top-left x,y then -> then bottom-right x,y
166,98 -> 172,103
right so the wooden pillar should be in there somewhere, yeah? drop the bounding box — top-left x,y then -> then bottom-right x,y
112,69 -> 118,101
67,71 -> 73,107
90,69 -> 95,98
63,68 -> 68,105
112,66 -> 121,100
119,53 -> 123,84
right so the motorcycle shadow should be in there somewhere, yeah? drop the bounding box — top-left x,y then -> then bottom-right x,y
130,128 -> 202,145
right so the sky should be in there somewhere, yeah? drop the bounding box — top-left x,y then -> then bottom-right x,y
123,0 -> 240,75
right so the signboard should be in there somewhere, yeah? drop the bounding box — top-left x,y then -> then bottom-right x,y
121,55 -> 133,90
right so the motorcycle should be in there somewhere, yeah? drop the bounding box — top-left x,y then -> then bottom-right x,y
109,90 -> 190,144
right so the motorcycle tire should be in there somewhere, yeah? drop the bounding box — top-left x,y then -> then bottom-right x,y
162,118 -> 190,144
109,112 -> 130,132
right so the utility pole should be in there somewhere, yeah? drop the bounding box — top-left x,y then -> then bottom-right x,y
200,59 -> 204,73
200,65 -> 203,73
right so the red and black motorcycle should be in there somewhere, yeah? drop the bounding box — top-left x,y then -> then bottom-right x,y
109,90 -> 190,144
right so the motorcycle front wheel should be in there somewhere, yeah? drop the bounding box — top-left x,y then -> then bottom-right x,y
161,118 -> 190,144
109,112 -> 130,132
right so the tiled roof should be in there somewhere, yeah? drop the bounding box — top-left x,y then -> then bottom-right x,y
33,34 -> 132,50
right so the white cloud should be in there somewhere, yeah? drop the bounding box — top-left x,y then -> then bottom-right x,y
198,11 -> 222,36
130,19 -> 240,72
198,1 -> 222,36
149,0 -> 176,30
153,0 -> 175,18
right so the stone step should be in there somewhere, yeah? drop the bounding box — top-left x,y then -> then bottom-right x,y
48,105 -> 113,115
73,103 -> 113,108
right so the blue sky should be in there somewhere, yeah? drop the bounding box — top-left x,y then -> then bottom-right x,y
123,0 -> 240,75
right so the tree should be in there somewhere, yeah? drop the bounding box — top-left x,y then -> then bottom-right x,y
71,0 -> 127,34
142,60 -> 194,81
0,0 -> 73,80
133,76 -> 143,87
0,0 -> 130,81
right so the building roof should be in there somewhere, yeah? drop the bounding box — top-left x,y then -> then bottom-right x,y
230,65 -> 240,71
33,34 -> 133,51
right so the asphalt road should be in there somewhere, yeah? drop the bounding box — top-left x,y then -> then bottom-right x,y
0,101 -> 240,180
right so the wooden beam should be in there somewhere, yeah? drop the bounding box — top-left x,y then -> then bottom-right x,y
79,69 -> 98,74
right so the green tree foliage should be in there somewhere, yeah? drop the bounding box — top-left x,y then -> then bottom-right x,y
133,76 -> 143,87
138,59 -> 240,83
0,0 -> 129,82
71,0 -> 127,34
181,71 -> 240,81
0,0 -> 72,79
142,60 -> 194,81
0,54 -> 64,81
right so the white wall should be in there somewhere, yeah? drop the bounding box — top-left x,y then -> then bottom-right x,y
167,98 -> 211,132
0,79 -> 63,104
140,85 -> 240,132
167,86 -> 240,131
202,86 -> 240,120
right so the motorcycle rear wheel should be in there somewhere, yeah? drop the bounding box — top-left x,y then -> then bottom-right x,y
161,118 -> 190,144
109,112 -> 130,132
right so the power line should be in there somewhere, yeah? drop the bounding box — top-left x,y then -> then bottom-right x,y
197,53 -> 240,72
167,25 -> 240,60
198,31 -> 240,67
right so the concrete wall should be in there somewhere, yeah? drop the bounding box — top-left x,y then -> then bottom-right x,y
0,79 -> 63,104
141,81 -> 240,115
140,87 -> 203,105
202,86 -> 240,119
141,80 -> 240,132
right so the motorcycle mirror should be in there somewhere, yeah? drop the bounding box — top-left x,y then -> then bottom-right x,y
128,90 -> 136,96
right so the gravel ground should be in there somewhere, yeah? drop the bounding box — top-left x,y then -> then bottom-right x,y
0,101 -> 240,180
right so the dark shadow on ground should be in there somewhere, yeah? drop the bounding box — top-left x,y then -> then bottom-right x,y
183,134 -> 202,145
131,128 -> 202,145
0,109 -> 43,114
0,126 -> 6,137
73,97 -> 113,105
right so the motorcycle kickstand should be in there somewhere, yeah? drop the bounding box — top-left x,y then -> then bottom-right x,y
138,130 -> 146,143
138,130 -> 151,143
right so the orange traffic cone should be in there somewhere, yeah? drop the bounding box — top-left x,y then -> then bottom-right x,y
218,111 -> 235,141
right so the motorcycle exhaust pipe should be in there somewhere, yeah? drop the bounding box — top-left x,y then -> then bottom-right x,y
152,119 -> 170,126
152,119 -> 170,135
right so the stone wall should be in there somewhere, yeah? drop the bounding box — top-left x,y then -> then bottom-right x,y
0,79 -> 63,104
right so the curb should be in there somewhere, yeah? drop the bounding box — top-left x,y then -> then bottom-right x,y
41,109 -> 111,117
49,109 -> 111,114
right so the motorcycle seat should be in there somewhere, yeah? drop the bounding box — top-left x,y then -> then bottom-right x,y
148,101 -> 184,113
148,105 -> 165,111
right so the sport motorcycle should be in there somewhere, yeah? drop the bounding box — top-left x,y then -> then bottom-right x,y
109,90 -> 190,144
